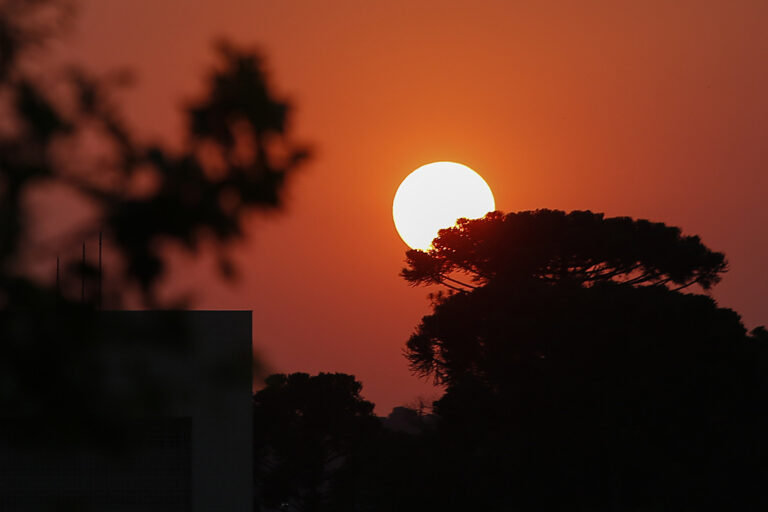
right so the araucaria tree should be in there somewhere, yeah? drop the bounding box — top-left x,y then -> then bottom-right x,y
402,209 -> 768,511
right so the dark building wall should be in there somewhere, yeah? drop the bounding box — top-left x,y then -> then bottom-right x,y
0,311 -> 253,512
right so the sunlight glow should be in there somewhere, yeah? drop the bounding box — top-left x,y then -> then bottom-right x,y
392,162 -> 495,250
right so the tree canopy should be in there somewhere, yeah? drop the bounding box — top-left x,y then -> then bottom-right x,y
402,209 -> 727,292
253,373 -> 379,512
0,0 -> 309,306
397,209 -> 768,510
402,210 -> 735,385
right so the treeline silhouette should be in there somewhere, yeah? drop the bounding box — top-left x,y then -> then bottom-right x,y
254,210 -> 768,512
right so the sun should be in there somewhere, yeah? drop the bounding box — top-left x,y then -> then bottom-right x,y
392,162 -> 495,250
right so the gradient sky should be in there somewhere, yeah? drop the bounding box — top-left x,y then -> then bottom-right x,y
59,0 -> 768,413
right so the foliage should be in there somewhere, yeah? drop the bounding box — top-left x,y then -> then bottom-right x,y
402,209 -> 727,292
249,215 -> 767,511
0,0 -> 309,306
398,209 -> 768,510
253,372 -> 379,512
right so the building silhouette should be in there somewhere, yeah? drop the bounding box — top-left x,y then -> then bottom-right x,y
0,311 -> 253,511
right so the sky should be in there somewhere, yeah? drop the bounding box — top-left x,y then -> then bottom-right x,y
57,0 -> 768,413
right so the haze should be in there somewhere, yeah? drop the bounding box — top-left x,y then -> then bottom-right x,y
57,0 -> 768,412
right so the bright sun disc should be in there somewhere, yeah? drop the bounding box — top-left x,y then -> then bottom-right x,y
393,162 -> 495,250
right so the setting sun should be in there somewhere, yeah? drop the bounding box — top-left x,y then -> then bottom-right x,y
392,162 -> 495,250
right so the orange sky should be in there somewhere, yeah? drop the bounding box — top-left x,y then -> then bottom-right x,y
60,0 -> 768,413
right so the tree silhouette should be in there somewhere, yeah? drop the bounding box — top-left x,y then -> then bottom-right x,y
403,209 -> 726,295
401,209 -> 768,511
403,209 -> 732,384
253,373 -> 379,512
0,0 -> 309,307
